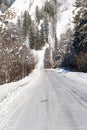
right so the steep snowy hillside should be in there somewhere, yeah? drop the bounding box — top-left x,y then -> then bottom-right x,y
6,0 -> 75,44
57,0 -> 75,40
6,0 -> 46,23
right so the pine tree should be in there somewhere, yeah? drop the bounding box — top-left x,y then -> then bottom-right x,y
54,34 -> 58,49
44,1 -> 56,17
0,0 -> 2,5
75,0 -> 82,7
34,26 -> 40,50
73,1 -> 87,53
29,26 -> 35,49
40,23 -> 45,47
23,11 -> 31,37
43,18 -> 49,43
72,0 -> 87,71
36,6 -> 40,23
23,11 -> 28,37
17,16 -> 21,28
3,0 -> 10,6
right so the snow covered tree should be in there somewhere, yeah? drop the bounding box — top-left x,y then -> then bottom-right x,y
54,34 -> 58,49
73,1 -> 87,53
17,16 -> 21,28
35,6 -> 41,23
39,23 -> 45,47
53,28 -> 74,69
43,18 -> 49,43
67,0 -> 87,72
23,11 -> 31,37
29,25 -> 35,49
75,0 -> 82,7
44,0 -> 56,17
0,23 -> 35,84
34,27 -> 40,50
35,6 -> 44,24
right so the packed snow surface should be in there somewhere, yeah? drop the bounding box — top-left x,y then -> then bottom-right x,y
0,69 -> 87,130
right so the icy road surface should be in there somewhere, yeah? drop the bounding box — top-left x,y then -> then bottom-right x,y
1,69 -> 87,130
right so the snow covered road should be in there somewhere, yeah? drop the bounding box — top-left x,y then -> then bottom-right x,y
1,69 -> 87,130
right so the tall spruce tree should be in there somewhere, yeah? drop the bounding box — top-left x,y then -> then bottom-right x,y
23,11 -> 31,37
29,25 -> 35,49
72,0 -> 87,72
34,26 -> 40,50
73,0 -> 87,53
36,6 -> 41,23
40,23 -> 45,48
75,0 -> 82,7
43,18 -> 49,43
0,0 -> 2,5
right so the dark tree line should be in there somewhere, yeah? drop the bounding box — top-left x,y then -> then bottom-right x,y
0,0 -> 15,7
61,0 -> 87,72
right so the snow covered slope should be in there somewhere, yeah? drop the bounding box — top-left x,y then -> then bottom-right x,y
6,0 -> 46,23
57,0 -> 75,40
6,0 -> 75,41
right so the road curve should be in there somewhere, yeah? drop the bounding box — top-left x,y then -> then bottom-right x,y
2,70 -> 87,130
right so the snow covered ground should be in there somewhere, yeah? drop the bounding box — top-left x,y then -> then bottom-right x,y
55,68 -> 87,85
0,68 -> 87,130
0,69 -> 41,129
0,39 -> 87,129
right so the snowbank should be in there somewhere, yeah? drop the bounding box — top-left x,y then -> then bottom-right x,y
0,69 -> 43,129
0,69 -> 41,111
54,68 -> 87,86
